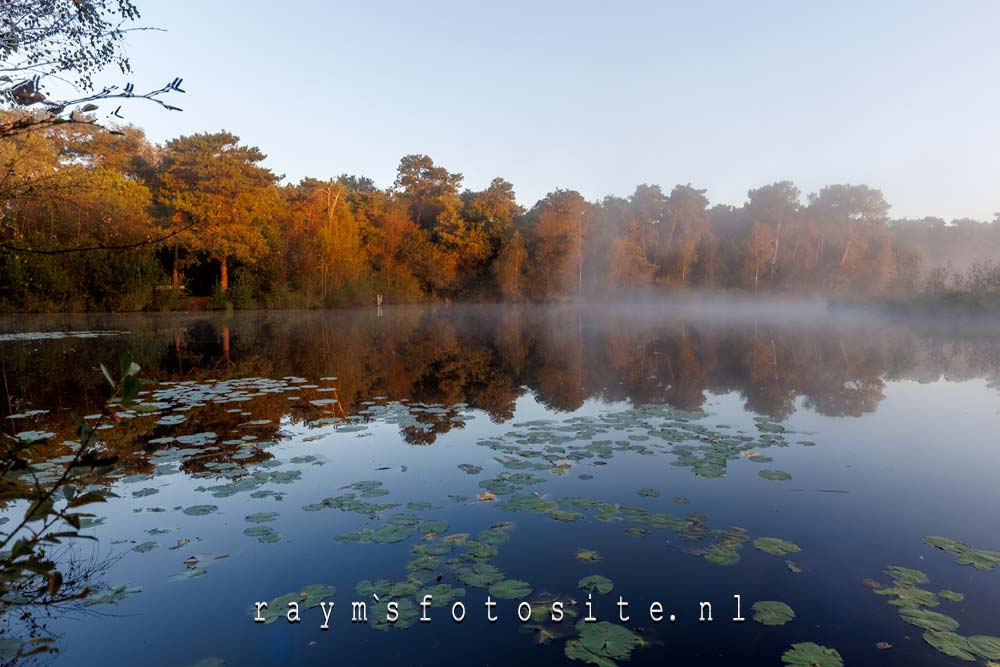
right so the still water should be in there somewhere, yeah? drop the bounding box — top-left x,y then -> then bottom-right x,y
1,304 -> 999,666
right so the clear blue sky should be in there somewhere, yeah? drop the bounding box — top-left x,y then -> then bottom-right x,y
110,0 -> 999,220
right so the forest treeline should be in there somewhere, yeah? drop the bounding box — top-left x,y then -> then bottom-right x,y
2,116 -> 999,312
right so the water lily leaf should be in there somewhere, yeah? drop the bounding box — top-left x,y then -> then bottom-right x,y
182,505 -> 218,516
132,541 -> 157,553
371,524 -> 413,544
566,621 -> 642,666
419,583 -> 465,606
968,636 -> 1000,660
456,563 -> 505,587
84,584 -> 142,606
704,544 -> 740,566
876,585 -> 939,608
898,607 -> 960,633
939,590 -> 964,602
356,579 -> 392,597
576,549 -> 602,563
759,470 -> 792,481
407,501 -> 432,511
419,520 -> 448,534
924,536 -> 1000,571
372,598 -> 418,631
885,565 -> 929,585
636,488 -> 660,498
923,631 -> 976,661
753,537 -> 801,557
458,464 -> 482,475
245,512 -> 279,523
579,575 -> 614,594
549,510 -> 584,522
489,579 -> 532,599
299,584 -> 335,607
752,601 -> 795,626
781,642 -> 843,667
954,548 -> 1000,571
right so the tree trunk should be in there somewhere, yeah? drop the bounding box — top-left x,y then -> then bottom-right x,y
219,256 -> 229,293
839,236 -> 853,267
770,221 -> 782,278
172,243 -> 180,289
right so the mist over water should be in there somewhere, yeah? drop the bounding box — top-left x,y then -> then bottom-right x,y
1,304 -> 999,667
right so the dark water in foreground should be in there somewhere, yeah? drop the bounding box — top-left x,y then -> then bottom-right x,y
1,304 -> 999,667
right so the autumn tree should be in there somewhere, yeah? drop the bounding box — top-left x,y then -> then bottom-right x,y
281,177 -> 370,304
522,189 -> 590,299
493,230 -> 527,300
661,185 -> 712,285
156,132 -> 280,293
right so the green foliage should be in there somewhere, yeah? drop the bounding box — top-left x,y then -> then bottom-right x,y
0,351 -> 143,654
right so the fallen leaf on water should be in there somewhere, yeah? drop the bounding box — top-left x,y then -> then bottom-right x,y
476,491 -> 497,502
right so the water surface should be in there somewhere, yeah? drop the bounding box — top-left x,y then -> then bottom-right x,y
2,305 -> 998,666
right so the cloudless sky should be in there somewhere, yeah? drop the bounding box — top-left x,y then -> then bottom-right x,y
107,0 -> 1000,220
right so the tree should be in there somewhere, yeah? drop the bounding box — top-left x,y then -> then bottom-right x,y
746,181 -> 800,286
157,132 -> 280,292
661,185 -> 711,285
394,154 -> 464,231
463,177 -> 523,249
282,177 -> 370,304
1,0 -> 183,139
493,230 -> 527,300
806,184 -> 891,291
522,189 -> 590,299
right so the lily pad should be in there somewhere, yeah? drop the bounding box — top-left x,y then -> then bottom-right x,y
182,505 -> 218,516
455,563 -> 505,588
419,520 -> 448,534
576,549 -> 602,563
781,642 -> 843,667
939,590 -> 965,602
132,541 -> 158,553
704,544 -> 740,566
923,631 -> 976,661
636,488 -> 660,498
885,565 -> 929,585
489,579 -> 532,599
565,621 -> 642,666
759,470 -> 792,481
898,607 -> 960,633
245,512 -> 279,523
968,636 -> 1000,660
753,537 -> 801,557
578,575 -> 614,595
752,601 -> 795,626
371,524 -> 414,544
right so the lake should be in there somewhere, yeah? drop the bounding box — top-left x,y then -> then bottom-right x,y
1,304 -> 999,666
